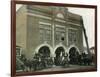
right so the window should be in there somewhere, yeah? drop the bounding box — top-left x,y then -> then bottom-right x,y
55,31 -> 60,41
45,30 -> 51,41
39,29 -> 44,42
39,22 -> 52,43
61,32 -> 65,41
68,29 -> 77,45
16,46 -> 21,56
55,26 -> 66,43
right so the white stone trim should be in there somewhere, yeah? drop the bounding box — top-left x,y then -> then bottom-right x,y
55,24 -> 65,28
34,43 -> 53,57
55,18 -> 66,23
27,12 -> 52,20
57,13 -> 64,19
68,22 -> 80,26
52,22 -> 55,49
67,44 -> 80,54
39,21 -> 51,26
66,28 -> 68,46
20,48 -> 22,56
54,43 -> 67,55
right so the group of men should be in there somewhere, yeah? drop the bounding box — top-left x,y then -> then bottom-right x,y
16,51 -> 94,72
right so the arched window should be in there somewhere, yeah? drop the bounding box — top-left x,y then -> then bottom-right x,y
56,13 -> 64,19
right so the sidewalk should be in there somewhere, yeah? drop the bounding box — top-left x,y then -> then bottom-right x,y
36,65 -> 95,72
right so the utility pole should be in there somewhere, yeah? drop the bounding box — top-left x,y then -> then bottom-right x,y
81,17 -> 91,57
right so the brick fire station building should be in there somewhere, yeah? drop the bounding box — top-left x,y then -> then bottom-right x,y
16,5 -> 83,59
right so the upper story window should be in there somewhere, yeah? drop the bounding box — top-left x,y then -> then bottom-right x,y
61,32 -> 65,41
39,28 -> 44,42
45,30 -> 51,41
68,28 -> 77,45
39,21 -> 52,42
55,31 -> 60,41
55,25 -> 66,43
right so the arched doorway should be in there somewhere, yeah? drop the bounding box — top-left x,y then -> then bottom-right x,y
55,47 -> 65,57
69,47 -> 79,64
54,47 -> 65,66
37,46 -> 53,68
38,46 -> 50,57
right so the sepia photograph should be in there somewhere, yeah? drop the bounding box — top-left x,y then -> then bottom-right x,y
11,1 -> 97,76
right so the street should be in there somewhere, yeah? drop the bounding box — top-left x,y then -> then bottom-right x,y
36,65 -> 95,72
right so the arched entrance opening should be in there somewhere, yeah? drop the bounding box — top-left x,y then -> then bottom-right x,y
55,47 -> 65,57
69,47 -> 79,64
54,47 -> 65,66
34,46 -> 53,68
38,46 -> 50,57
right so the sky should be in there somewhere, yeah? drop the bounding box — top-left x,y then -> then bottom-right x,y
16,4 -> 95,48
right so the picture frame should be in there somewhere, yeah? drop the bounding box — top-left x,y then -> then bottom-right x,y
11,0 -> 97,77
